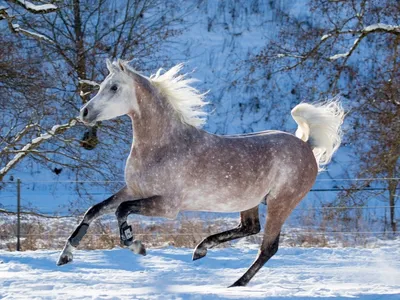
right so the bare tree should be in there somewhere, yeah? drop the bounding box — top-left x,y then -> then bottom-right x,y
0,29 -> 66,181
249,0 -> 399,232
0,1 -> 187,193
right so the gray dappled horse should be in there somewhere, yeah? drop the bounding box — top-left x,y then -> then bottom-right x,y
57,60 -> 344,287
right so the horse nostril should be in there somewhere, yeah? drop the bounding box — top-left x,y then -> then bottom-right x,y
83,108 -> 89,118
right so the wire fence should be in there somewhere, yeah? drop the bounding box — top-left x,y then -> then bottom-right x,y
9,231 -> 398,237
1,177 -> 399,251
1,177 -> 399,183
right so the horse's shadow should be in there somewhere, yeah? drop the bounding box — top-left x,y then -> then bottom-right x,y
1,248 -> 263,273
1,249 -> 144,273
150,247 -> 284,270
0,247 -> 308,276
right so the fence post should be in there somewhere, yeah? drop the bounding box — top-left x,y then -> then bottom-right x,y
16,178 -> 21,251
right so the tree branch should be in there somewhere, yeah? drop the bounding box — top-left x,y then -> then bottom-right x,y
7,0 -> 57,14
0,123 -> 38,155
329,23 -> 400,61
11,23 -> 55,43
0,118 -> 78,181
0,6 -> 55,43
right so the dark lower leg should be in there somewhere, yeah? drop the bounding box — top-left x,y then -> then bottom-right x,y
69,190 -> 126,247
193,206 -> 260,260
57,187 -> 128,266
115,196 -> 169,254
229,233 -> 280,287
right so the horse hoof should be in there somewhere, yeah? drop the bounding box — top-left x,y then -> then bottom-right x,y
192,247 -> 207,261
228,280 -> 246,288
129,240 -> 146,256
57,252 -> 73,266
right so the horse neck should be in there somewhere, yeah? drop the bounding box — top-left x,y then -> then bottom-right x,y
129,78 -> 191,152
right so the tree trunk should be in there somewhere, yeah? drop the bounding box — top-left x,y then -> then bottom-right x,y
73,0 -> 98,149
73,0 -> 91,103
388,179 -> 398,233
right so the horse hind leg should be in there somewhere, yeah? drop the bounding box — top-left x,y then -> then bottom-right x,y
229,195 -> 296,287
193,206 -> 260,260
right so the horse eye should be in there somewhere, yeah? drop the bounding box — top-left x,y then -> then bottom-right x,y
110,84 -> 118,92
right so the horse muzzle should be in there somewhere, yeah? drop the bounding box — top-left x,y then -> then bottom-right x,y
79,105 -> 99,126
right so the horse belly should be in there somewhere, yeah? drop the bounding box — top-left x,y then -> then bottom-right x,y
180,187 -> 266,213
180,161 -> 271,212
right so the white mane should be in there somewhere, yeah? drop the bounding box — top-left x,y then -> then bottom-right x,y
110,60 -> 208,128
149,64 -> 208,128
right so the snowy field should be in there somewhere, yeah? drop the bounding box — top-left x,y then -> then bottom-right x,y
1,241 -> 400,299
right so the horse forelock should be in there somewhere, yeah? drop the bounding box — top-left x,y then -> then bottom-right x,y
110,60 -> 208,128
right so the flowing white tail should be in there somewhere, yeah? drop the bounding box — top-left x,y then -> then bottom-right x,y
291,99 -> 344,171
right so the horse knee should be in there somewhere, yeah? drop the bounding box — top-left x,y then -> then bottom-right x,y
82,193 -> 123,223
245,223 -> 260,235
115,201 -> 132,220
241,217 -> 261,235
251,220 -> 261,234
69,223 -> 89,247
82,203 -> 102,223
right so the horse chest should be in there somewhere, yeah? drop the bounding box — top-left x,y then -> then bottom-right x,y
124,154 -> 180,196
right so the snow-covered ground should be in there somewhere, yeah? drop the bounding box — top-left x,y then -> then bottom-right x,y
1,241 -> 399,299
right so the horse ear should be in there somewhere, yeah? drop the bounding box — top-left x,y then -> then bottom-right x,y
106,58 -> 122,73
106,59 -> 113,73
118,59 -> 125,72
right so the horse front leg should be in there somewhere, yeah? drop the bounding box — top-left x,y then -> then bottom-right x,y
57,186 -> 130,266
115,196 -> 178,256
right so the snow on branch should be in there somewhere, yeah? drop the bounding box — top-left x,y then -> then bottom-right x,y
0,119 -> 78,181
0,6 -> 54,43
78,79 -> 100,97
79,79 -> 100,87
10,0 -> 57,14
1,123 -> 38,155
320,34 -> 331,41
329,53 -> 349,60
0,5 -> 11,21
11,23 -> 54,43
329,35 -> 361,61
363,23 -> 400,34
327,23 -> 400,61
276,53 -> 305,59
